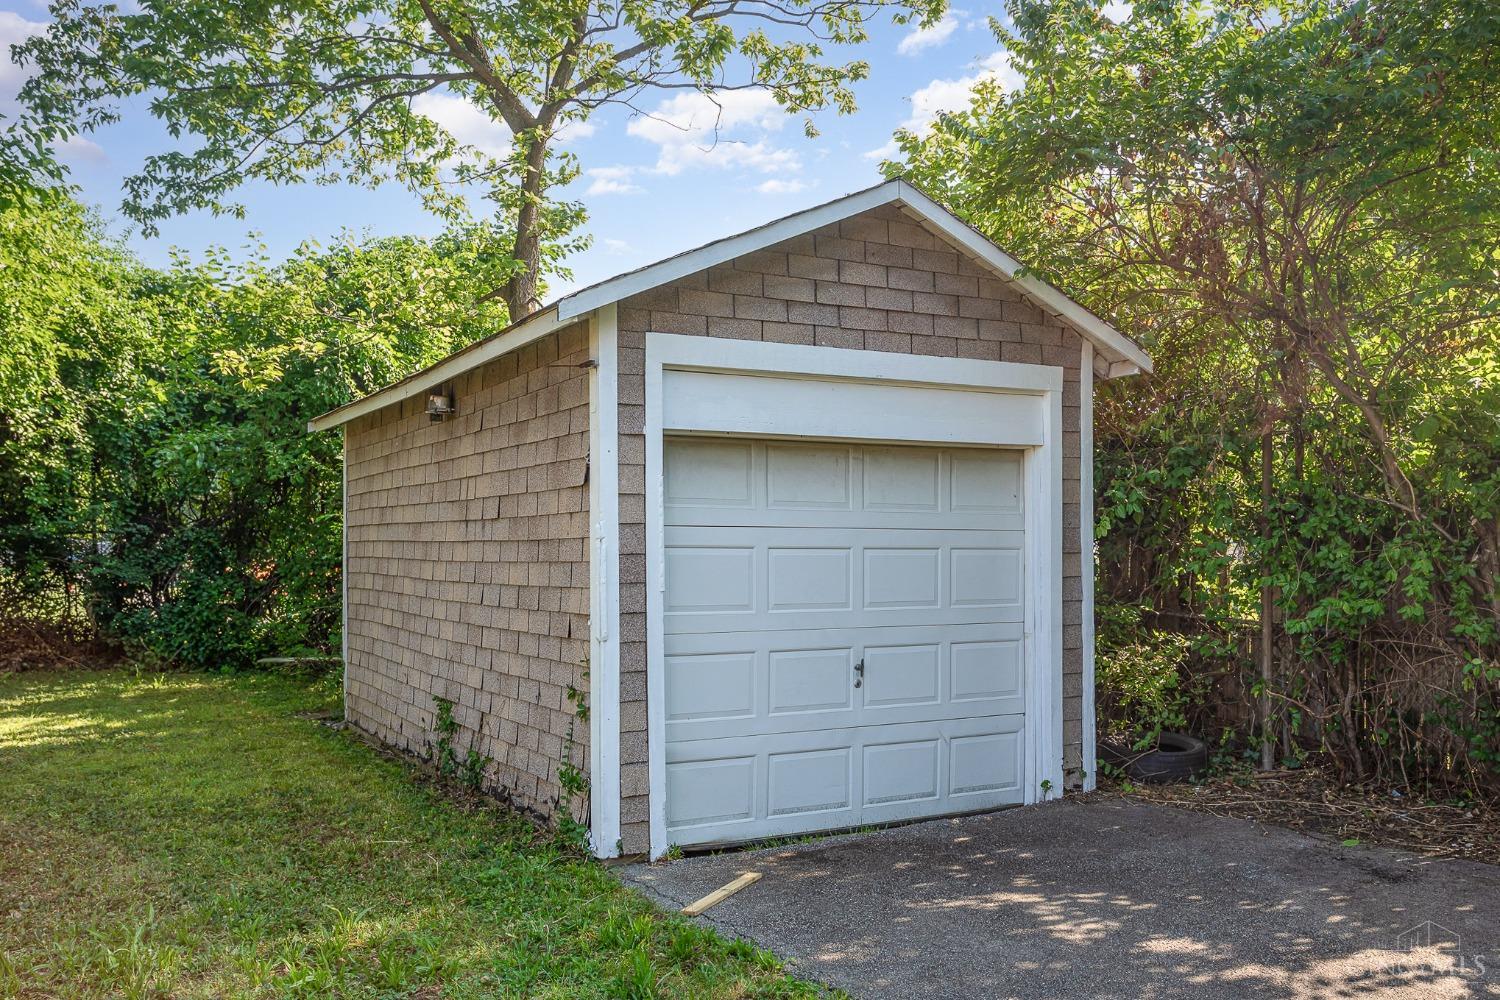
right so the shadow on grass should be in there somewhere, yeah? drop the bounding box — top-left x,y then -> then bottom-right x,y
0,669 -> 823,1000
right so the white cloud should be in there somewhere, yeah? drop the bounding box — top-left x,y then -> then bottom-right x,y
756,178 -> 808,195
866,51 -> 1022,160
58,133 -> 106,164
1,11 -> 47,109
627,89 -> 800,176
411,91 -> 510,160
585,165 -> 642,196
601,237 -> 633,256
2,11 -> 107,162
896,14 -> 959,56
555,118 -> 596,146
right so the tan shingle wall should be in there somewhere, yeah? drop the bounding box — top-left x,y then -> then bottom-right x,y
343,322 -> 592,824
613,204 -> 1090,854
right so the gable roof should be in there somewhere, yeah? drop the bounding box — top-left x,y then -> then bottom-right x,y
309,179 -> 1150,432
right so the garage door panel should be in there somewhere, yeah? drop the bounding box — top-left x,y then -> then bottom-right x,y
767,747 -> 852,817
662,546 -> 754,614
668,605 -> 1018,634
666,439 -> 1023,532
769,648 -> 854,715
664,526 -> 1025,633
860,716 -> 1026,825
663,624 -> 1023,743
951,639 -> 1024,702
663,651 -> 756,724
951,547 -> 1024,610
666,716 -> 1025,846
665,757 -> 757,832
664,633 -> 857,743
863,548 -> 941,609
950,729 -> 1023,799
765,442 -> 854,509
861,643 -> 941,708
667,506 -> 1022,532
664,438 -> 755,509
863,739 -> 940,806
663,437 -> 1030,848
863,446 -> 941,511
766,547 -> 853,611
667,728 -> 863,844
950,449 -> 1023,513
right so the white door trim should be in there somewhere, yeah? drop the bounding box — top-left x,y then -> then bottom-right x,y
644,333 -> 1065,858
1080,341 -> 1097,791
341,430 -> 350,719
1026,386 -> 1066,804
650,332 -> 1063,395
587,304 -> 623,858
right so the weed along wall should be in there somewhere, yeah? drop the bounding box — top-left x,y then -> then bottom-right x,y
342,321 -> 593,827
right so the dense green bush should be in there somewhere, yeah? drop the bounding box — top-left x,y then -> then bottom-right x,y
1,191 -> 514,667
895,0 -> 1500,793
1095,603 -> 1194,749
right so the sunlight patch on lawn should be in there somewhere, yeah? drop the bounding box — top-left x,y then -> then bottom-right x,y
0,669 -> 820,1000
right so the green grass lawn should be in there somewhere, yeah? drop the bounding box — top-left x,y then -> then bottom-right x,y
0,669 -> 819,999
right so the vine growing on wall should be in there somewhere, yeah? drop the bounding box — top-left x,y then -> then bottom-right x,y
557,660 -> 591,851
432,695 -> 489,792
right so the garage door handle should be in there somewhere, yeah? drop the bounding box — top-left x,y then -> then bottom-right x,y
853,658 -> 864,688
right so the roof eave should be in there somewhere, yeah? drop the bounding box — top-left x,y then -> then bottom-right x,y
306,305 -> 569,432
554,180 -> 906,322
889,182 -> 1152,377
308,178 -> 1152,433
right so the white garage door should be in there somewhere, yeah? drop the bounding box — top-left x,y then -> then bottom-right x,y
662,437 -> 1028,847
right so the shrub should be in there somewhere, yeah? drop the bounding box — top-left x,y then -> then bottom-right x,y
1095,602 -> 1194,749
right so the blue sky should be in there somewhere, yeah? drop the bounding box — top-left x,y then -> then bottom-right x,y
1,3 -> 1025,295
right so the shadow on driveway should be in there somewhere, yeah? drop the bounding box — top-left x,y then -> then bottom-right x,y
621,798 -> 1500,999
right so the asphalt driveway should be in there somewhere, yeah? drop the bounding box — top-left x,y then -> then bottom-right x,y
621,798 -> 1500,999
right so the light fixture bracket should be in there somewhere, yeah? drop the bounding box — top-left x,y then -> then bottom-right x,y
426,384 -> 456,421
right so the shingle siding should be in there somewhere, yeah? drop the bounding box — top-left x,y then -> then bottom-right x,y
613,203 -> 1091,854
343,322 -> 592,825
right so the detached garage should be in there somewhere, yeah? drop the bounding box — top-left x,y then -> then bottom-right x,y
309,179 -> 1151,859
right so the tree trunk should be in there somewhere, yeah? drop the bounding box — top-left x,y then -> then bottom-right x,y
503,135 -> 550,321
1260,428 -> 1276,771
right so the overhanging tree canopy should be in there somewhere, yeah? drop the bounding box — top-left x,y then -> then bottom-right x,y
890,0 -> 1500,788
17,0 -> 944,318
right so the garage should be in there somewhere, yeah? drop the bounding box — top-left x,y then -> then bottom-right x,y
662,437 -> 1028,846
316,179 -> 1153,859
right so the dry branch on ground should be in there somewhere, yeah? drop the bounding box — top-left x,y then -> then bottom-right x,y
1104,764 -> 1500,866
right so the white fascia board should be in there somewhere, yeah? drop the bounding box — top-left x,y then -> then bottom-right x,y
307,306 -> 570,432
891,182 -> 1154,376
555,181 -> 905,322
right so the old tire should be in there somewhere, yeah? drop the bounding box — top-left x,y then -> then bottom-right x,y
1101,732 -> 1208,783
